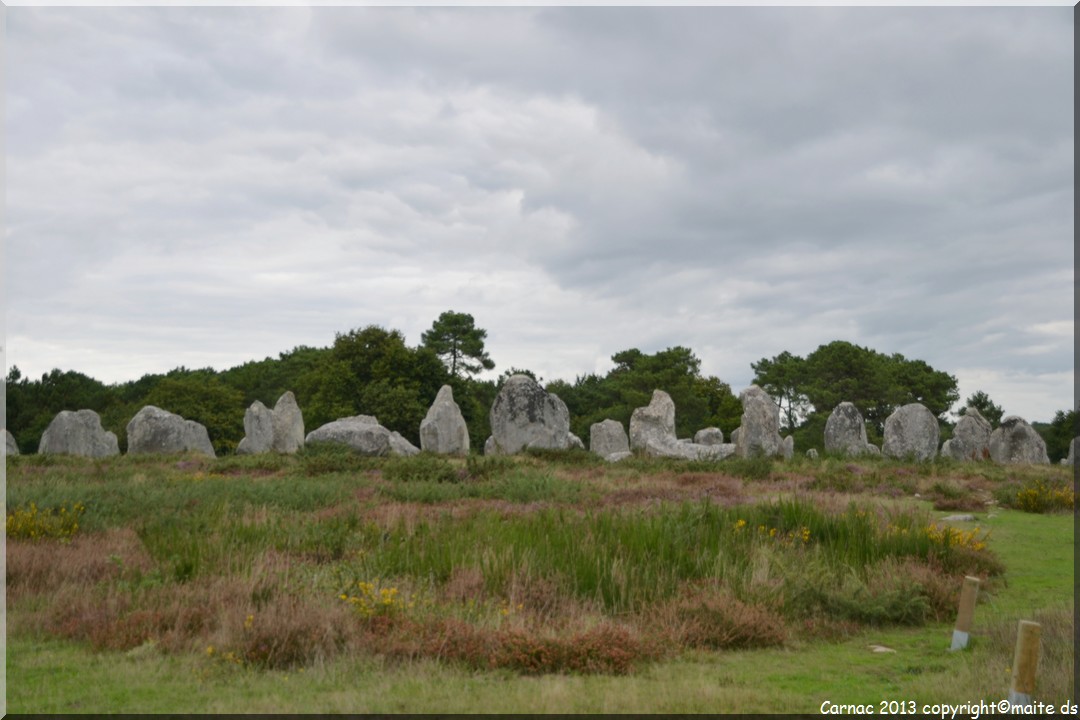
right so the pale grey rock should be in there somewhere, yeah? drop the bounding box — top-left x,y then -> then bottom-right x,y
806,448 -> 819,460
629,390 -> 677,454
271,391 -> 305,454
781,435 -> 794,461
882,403 -> 939,462
730,427 -> 741,446
236,401 -> 274,455
590,419 -> 629,458
694,427 -> 724,446
484,436 -> 496,456
1066,437 -> 1078,466
420,385 -> 469,456
943,407 -> 992,462
735,386 -> 784,459
941,514 -> 977,523
38,409 -> 119,458
568,433 -> 585,451
866,444 -> 881,456
305,415 -> 391,456
988,416 -> 1050,465
824,402 -> 870,457
605,451 -> 633,463
389,431 -> 420,457
488,375 -> 571,454
127,406 -> 215,457
5,429 -> 18,456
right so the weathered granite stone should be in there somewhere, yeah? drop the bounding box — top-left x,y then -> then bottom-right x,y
988,416 -> 1050,465
488,375 -> 571,454
865,444 -> 881,456
271,391 -> 305,454
781,435 -> 794,461
568,433 -> 585,450
605,451 -> 633,463
5,429 -> 18,456
236,401 -> 274,455
730,427 -> 741,446
305,415 -> 391,456
484,436 -> 496,455
629,390 -> 677,454
824,402 -> 870,457
389,431 -> 420,457
882,403 -> 939,462
694,427 -> 724,446
735,386 -> 783,459
420,385 -> 469,456
806,448 -> 819,460
127,406 -> 215,457
590,419 -> 629,458
943,407 -> 992,462
38,409 -> 119,458
1066,437 -> 1078,466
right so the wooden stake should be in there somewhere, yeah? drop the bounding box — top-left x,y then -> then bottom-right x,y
1008,620 -> 1041,707
950,576 -> 980,650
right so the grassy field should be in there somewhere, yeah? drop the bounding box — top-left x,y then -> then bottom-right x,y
6,448 -> 1074,713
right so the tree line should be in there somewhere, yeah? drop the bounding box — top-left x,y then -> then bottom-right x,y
5,315 -> 1077,461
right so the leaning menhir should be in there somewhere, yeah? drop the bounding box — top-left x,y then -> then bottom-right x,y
487,374 -> 571,454
420,385 -> 469,456
881,403 -> 938,462
4,429 -> 18,456
127,406 -> 216,458
941,407 -> 992,462
734,385 -> 784,459
988,416 -> 1049,465
38,409 -> 120,458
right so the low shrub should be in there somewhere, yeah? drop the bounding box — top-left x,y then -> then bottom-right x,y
998,477 -> 1074,513
383,454 -> 460,484
7,501 -> 85,541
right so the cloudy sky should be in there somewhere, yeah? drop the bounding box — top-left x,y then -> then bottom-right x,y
5,5 -> 1074,422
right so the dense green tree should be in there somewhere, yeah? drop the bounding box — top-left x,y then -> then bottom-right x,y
143,372 -> 246,455
421,311 -> 495,379
958,390 -> 1004,428
750,350 -> 810,431
1039,409 -> 1078,463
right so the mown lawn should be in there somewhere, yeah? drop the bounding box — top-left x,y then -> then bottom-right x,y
6,450 -> 1074,713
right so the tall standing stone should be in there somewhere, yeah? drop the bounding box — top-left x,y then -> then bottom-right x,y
824,402 -> 870,457
236,401 -> 274,455
4,429 -> 18,456
39,409 -> 120,458
735,386 -> 784,459
1065,437 -> 1078,466
590,419 -> 629,459
882,403 -> 939,462
629,390 -> 677,454
942,407 -> 992,461
420,385 -> 470,456
988,417 -> 1050,465
127,406 -> 216,458
488,375 -> 571,454
271,391 -> 305,454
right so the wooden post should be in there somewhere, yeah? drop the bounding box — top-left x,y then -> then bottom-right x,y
1008,620 -> 1041,707
950,576 -> 980,650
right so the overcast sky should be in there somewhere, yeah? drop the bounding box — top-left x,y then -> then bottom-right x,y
5,6 -> 1074,423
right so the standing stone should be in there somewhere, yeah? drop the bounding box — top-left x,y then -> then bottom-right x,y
127,406 -> 215,458
730,427 -> 741,447
236,401 -> 274,455
988,416 -> 1050,465
484,436 -> 496,456
629,390 -> 677,454
590,419 -> 629,459
824,402 -> 871,457
38,410 -> 120,458
882,403 -> 939,462
305,415 -> 391,456
942,407 -> 992,461
271,391 -> 305,454
781,435 -> 795,461
1066,437 -> 1078,466
735,386 -> 783,459
419,385 -> 469,456
694,427 -> 724,446
5,429 -> 18,456
488,375 -> 571,454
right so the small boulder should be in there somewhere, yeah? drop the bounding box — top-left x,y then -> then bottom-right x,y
389,431 -> 420,457
781,435 -> 794,460
484,436 -> 496,456
5,429 -> 18,456
489,375 -> 571,454
806,448 -> 819,460
420,385 -> 470,456
127,406 -> 215,457
271,391 -> 305,454
942,407 -> 992,461
824,402 -> 870,457
988,416 -> 1050,465
735,386 -> 783,459
605,451 -> 633,463
236,401 -> 274,455
568,433 -> 585,451
590,419 -> 629,458
305,415 -> 391,456
882,403 -> 939,462
38,409 -> 120,458
694,427 -> 724,446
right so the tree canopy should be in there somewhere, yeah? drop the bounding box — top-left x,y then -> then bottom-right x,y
421,311 -> 495,379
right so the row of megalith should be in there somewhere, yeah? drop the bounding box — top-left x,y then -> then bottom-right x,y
4,374 -> 1075,467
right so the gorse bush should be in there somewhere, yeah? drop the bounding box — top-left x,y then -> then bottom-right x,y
7,502 -> 85,541
997,477 -> 1075,513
